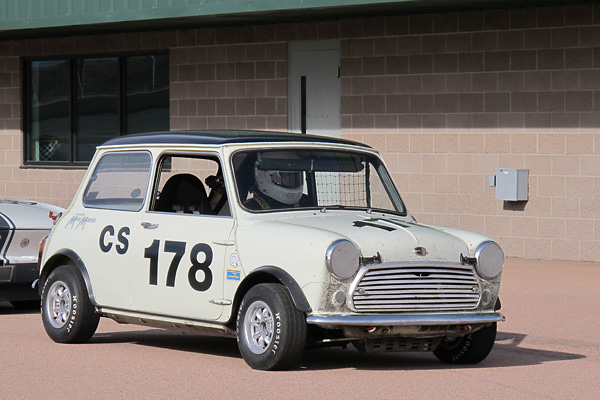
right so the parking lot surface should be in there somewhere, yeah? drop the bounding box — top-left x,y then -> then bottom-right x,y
1,258 -> 599,399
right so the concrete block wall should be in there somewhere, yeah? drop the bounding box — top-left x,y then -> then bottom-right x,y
0,3 -> 599,261
169,25 -> 288,131
337,5 -> 600,262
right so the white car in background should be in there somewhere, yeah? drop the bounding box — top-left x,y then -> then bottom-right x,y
38,130 -> 505,370
0,199 -> 63,308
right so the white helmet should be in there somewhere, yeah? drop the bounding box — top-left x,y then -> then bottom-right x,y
255,167 -> 303,205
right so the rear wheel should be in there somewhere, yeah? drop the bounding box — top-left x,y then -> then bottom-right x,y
236,283 -> 306,370
41,265 -> 99,343
433,322 -> 497,364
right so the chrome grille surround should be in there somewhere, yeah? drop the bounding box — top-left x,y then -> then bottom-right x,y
348,262 -> 481,313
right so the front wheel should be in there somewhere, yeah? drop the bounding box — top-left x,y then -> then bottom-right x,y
41,265 -> 100,343
236,283 -> 306,370
433,322 -> 497,364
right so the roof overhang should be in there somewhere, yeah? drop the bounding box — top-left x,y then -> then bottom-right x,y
0,0 -> 590,41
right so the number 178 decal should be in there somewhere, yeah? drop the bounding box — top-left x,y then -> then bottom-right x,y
144,239 -> 213,292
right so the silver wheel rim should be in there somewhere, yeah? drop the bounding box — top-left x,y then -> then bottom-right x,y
243,300 -> 274,354
45,280 -> 72,329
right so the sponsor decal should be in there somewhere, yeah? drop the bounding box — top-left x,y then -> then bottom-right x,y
65,213 -> 97,230
230,253 -> 239,268
226,270 -> 241,281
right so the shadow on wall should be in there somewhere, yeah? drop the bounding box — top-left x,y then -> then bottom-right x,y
503,200 -> 527,211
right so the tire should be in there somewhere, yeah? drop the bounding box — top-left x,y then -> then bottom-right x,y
41,265 -> 100,344
236,283 -> 306,370
433,322 -> 497,364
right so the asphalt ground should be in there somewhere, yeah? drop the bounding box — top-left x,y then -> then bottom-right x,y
1,258 -> 599,399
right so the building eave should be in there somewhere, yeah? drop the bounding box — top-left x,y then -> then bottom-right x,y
0,0 -> 591,40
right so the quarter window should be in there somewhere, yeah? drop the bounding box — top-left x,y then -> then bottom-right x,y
25,53 -> 169,164
83,152 -> 152,211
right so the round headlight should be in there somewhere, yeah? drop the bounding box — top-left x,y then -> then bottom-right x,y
475,241 -> 504,279
325,239 -> 360,280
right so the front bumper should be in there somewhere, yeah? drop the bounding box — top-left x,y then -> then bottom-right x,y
307,312 -> 505,328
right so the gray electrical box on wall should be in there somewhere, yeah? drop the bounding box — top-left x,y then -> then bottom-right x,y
492,168 -> 529,201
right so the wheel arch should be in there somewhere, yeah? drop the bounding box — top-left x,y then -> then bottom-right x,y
39,249 -> 96,306
227,266 -> 312,329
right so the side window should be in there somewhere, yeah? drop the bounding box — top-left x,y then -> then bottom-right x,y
151,155 -> 230,216
83,152 -> 152,211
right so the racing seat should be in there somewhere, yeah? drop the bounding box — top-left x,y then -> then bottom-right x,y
205,174 -> 229,215
154,173 -> 215,215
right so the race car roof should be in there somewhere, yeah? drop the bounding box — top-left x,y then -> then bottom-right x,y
101,130 -> 371,149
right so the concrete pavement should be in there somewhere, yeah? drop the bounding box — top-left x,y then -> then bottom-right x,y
1,258 -> 599,399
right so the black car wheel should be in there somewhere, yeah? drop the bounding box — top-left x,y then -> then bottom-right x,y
433,322 -> 497,364
236,283 -> 306,370
41,265 -> 99,343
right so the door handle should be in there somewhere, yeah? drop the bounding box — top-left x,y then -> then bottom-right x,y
141,222 -> 159,229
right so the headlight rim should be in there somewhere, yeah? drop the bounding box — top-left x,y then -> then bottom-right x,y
325,239 -> 361,280
474,240 -> 505,280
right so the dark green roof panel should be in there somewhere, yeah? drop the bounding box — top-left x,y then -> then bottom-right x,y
0,0 -> 412,30
0,0 -> 585,39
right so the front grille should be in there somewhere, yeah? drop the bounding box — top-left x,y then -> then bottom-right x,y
350,264 -> 481,312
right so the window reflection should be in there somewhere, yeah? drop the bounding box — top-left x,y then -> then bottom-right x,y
126,55 -> 170,135
26,53 -> 169,164
29,60 -> 70,162
76,58 -> 119,161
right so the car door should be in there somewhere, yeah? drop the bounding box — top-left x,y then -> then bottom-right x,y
129,153 -> 235,321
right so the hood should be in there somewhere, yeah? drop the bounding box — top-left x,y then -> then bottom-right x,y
0,199 -> 64,230
276,211 -> 477,264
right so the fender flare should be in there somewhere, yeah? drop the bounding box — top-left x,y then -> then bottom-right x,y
243,266 -> 312,313
40,249 -> 97,306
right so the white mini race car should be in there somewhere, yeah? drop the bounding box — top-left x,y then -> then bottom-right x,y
0,199 -> 63,308
38,131 -> 504,370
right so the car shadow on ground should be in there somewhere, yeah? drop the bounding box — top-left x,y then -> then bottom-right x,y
89,329 -> 585,371
297,331 -> 585,371
0,301 -> 39,315
91,329 -> 243,359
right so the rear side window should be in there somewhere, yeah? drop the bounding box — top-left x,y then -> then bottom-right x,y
83,151 -> 152,211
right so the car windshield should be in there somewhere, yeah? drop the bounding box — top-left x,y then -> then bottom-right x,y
232,149 -> 405,214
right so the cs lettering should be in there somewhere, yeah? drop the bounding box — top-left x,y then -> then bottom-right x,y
99,225 -> 130,254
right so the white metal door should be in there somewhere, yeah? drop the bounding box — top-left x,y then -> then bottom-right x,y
289,40 -> 341,137
131,212 -> 234,320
